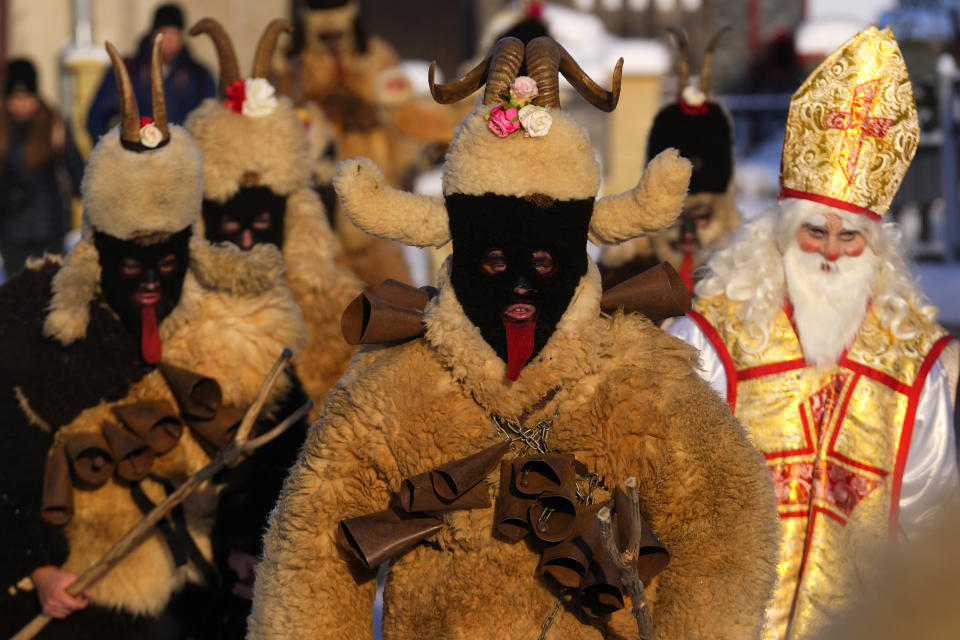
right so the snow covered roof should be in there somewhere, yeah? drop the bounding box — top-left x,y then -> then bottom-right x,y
796,17 -> 875,56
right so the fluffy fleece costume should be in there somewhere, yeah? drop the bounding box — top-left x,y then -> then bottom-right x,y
273,1 -> 413,286
250,37 -> 777,639
186,18 -> 361,419
0,36 -> 303,638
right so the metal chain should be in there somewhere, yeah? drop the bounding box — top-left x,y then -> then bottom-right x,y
537,591 -> 565,640
491,405 -> 559,456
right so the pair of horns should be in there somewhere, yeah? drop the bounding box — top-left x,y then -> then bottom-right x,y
106,34 -> 169,147
665,25 -> 730,96
430,36 -> 623,112
189,17 -> 292,96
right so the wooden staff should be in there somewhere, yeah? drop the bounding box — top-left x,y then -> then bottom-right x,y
11,349 -> 310,640
597,477 -> 657,640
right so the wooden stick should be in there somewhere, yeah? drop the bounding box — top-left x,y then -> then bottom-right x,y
598,477 -> 657,640
11,350 -> 306,640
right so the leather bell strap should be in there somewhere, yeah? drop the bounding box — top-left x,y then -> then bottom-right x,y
338,441 -> 511,568
340,262 -> 691,347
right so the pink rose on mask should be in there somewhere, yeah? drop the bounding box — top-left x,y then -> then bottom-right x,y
488,105 -> 520,137
509,76 -> 539,105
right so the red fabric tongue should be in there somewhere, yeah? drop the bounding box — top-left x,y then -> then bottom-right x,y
679,251 -> 694,292
503,319 -> 536,382
140,306 -> 162,365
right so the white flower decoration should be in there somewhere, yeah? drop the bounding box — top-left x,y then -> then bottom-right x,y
518,104 -> 552,138
681,85 -> 706,107
242,78 -> 278,118
139,123 -> 163,148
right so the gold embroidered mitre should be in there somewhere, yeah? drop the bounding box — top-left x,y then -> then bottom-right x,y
780,26 -> 918,220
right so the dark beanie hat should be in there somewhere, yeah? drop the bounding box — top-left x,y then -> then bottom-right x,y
152,3 -> 184,30
304,0 -> 351,9
5,59 -> 37,96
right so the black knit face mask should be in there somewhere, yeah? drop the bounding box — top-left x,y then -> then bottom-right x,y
202,186 -> 287,250
94,226 -> 191,364
446,193 -> 593,380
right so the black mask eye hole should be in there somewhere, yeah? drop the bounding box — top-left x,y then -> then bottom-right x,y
120,257 -> 143,279
480,248 -> 507,275
689,204 -> 714,228
220,215 -> 241,235
157,254 -> 178,276
531,250 -> 557,277
252,212 -> 272,232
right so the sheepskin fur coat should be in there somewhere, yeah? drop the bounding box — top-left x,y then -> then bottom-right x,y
249,260 -> 778,639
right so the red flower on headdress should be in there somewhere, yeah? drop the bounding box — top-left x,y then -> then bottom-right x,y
225,79 -> 246,113
139,116 -> 154,127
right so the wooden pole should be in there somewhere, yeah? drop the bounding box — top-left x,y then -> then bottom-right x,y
11,349 -> 309,640
597,477 -> 657,640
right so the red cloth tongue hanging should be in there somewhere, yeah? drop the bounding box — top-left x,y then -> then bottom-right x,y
140,305 -> 162,364
679,251 -> 694,292
503,319 -> 536,381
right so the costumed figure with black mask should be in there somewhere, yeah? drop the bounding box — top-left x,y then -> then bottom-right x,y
274,0 -> 412,287
184,18 -> 363,634
250,37 -> 778,639
600,27 -> 739,292
0,35 -> 304,639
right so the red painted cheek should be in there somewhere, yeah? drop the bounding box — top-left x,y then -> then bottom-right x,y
797,237 -> 822,253
845,244 -> 865,257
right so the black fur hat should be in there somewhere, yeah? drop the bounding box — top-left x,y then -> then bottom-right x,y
647,25 -> 734,195
646,101 -> 732,194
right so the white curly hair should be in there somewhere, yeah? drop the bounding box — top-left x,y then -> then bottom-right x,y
694,198 -> 937,354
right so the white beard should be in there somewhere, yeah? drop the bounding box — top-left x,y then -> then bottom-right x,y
782,243 -> 878,367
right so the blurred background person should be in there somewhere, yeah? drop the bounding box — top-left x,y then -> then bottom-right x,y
85,3 -> 215,142
0,58 -> 83,279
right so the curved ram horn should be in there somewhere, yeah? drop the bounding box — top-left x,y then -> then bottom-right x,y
525,37 -> 560,108
526,37 -> 622,112
334,157 -> 450,248
252,18 -> 293,79
664,26 -> 690,97
150,34 -> 170,142
429,37 -> 524,105
559,44 -> 622,112
189,17 -> 241,96
700,25 -> 731,95
105,41 -> 140,144
483,37 -> 525,104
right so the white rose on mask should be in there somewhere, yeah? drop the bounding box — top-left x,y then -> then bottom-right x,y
139,123 -> 163,148
518,104 -> 552,137
242,78 -> 278,118
681,85 -> 706,107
